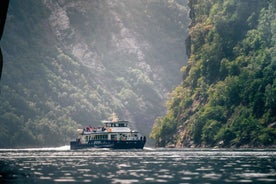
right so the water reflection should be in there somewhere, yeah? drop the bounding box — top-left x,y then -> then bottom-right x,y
0,148 -> 275,183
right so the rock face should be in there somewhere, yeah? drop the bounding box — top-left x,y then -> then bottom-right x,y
0,0 -> 189,147
150,0 -> 276,148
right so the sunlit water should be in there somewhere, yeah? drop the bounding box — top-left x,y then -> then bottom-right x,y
0,147 -> 275,183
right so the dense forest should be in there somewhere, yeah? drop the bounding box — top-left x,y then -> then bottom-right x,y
0,0 -> 189,147
151,0 -> 276,148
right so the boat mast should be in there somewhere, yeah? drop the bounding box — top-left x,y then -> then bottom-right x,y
111,112 -> 119,122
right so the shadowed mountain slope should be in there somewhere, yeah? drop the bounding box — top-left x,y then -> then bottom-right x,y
0,0 -> 189,147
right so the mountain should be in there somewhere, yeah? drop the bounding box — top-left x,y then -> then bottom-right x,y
0,0 -> 190,147
150,0 -> 276,148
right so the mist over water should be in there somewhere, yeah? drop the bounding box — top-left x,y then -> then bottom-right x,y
0,147 -> 275,183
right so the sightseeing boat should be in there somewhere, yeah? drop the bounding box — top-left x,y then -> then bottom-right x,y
70,113 -> 146,150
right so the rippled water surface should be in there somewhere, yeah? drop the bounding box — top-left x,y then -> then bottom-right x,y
0,147 -> 275,183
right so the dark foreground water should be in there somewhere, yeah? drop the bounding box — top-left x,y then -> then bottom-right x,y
0,147 -> 275,184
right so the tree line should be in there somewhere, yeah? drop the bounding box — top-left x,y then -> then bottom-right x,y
151,0 -> 276,148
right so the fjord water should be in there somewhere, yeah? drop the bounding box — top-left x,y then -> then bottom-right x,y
0,147 -> 275,184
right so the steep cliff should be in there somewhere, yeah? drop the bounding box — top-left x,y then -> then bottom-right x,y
0,0 -> 190,147
151,0 -> 276,148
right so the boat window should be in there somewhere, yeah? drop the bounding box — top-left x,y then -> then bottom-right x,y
94,134 -> 108,140
105,123 -> 111,127
111,134 -> 117,140
119,134 -> 127,140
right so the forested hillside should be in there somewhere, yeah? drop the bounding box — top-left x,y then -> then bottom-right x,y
0,0 -> 189,147
151,0 -> 276,148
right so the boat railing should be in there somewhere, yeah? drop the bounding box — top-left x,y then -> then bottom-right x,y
78,127 -> 107,135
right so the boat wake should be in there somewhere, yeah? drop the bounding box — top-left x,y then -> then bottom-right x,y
0,146 -> 155,152
0,145 -> 70,151
143,147 -> 155,151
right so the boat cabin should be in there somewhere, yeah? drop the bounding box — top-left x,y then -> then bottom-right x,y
102,121 -> 128,128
